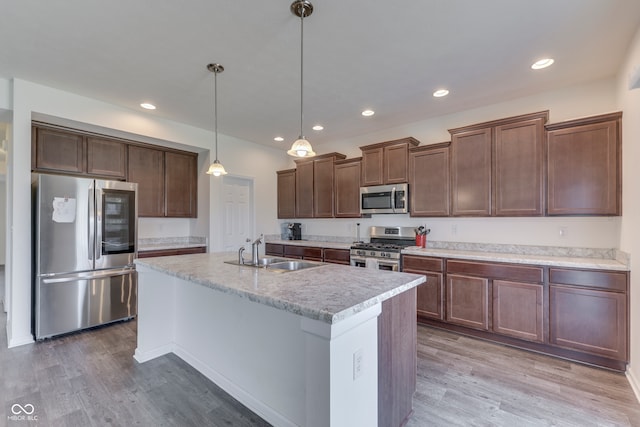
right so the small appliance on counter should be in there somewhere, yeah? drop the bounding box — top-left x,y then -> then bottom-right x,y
287,222 -> 302,240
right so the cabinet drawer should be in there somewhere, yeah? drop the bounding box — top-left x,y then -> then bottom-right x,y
284,245 -> 322,260
402,255 -> 443,272
323,248 -> 350,265
447,260 -> 543,283
265,243 -> 285,257
549,268 -> 627,292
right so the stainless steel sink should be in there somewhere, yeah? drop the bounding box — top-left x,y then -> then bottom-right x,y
266,260 -> 324,271
224,257 -> 288,267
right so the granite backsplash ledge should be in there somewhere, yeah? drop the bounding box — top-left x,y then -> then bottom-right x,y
138,236 -> 207,251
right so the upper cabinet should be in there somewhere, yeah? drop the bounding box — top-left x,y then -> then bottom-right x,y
360,137 -> 420,186
449,111 -> 548,217
409,143 -> 450,217
277,169 -> 296,219
546,112 -> 622,216
293,152 -> 346,219
32,123 -> 198,218
334,158 -> 362,218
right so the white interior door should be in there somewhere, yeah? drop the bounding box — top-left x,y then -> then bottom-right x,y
222,176 -> 254,252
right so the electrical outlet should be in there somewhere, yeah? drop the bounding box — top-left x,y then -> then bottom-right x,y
451,224 -> 458,236
353,348 -> 363,380
559,226 -> 568,238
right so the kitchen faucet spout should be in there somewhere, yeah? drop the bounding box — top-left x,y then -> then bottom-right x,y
251,234 -> 263,265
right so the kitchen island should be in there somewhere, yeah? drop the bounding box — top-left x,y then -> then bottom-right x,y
134,252 -> 425,427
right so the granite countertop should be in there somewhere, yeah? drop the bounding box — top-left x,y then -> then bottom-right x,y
138,236 -> 207,252
401,246 -> 629,271
135,252 -> 425,324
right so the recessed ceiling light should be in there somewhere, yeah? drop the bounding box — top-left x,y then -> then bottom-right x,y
362,109 -> 375,117
274,136 -> 284,142
531,58 -> 554,70
312,125 -> 324,131
433,89 -> 449,98
140,103 -> 156,110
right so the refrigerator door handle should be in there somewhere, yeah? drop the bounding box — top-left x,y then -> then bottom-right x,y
88,185 -> 95,262
40,267 -> 136,284
95,185 -> 103,262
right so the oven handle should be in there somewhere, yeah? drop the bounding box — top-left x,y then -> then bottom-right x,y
377,260 -> 399,271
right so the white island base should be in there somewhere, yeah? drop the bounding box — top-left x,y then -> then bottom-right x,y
134,266 -> 384,427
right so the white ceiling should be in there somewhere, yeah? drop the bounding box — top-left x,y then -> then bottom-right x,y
1,1 -> 639,151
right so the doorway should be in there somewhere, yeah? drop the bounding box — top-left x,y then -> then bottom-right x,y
221,176 -> 254,252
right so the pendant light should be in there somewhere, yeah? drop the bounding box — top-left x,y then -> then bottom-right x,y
287,0 -> 316,158
206,63 -> 228,176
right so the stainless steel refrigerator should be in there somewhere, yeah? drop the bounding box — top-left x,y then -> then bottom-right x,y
32,173 -> 138,339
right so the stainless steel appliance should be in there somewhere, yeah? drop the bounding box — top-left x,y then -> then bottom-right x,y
32,174 -> 138,340
287,222 -> 302,240
360,183 -> 408,214
350,226 -> 416,271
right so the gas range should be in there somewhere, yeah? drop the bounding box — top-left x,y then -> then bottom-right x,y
350,226 -> 416,270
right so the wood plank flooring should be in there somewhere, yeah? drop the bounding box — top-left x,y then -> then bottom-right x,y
1,300 -> 640,425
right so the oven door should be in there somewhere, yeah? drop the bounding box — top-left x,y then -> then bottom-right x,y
350,255 -> 399,271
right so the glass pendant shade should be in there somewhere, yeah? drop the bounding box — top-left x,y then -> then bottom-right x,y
206,159 -> 227,176
287,137 -> 316,158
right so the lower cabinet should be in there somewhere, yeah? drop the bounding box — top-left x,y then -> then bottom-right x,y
404,255 -> 628,371
137,246 -> 206,258
323,248 -> 350,265
265,243 -> 350,264
283,245 -> 323,261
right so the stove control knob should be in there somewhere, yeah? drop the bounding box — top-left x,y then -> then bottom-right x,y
370,251 -> 376,257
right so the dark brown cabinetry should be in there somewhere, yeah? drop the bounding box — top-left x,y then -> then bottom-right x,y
449,111 -> 548,217
277,169 -> 296,219
546,112 -> 622,215
549,268 -> 628,362
32,126 -> 85,174
294,153 -> 346,218
264,243 -> 285,257
402,255 -> 444,321
493,279 -> 544,343
408,143 -> 450,217
334,158 -> 362,218
165,151 -> 197,217
360,137 -> 419,186
266,243 -> 350,265
86,137 -> 127,179
137,246 -> 206,258
283,245 -> 323,261
446,273 -> 490,330
128,145 -> 165,217
323,248 -> 350,265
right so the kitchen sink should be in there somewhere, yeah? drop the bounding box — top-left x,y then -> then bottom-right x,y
266,260 -> 324,271
224,257 -> 287,267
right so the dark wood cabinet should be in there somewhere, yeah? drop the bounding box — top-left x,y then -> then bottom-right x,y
323,248 -> 350,265
334,158 -> 361,218
294,153 -> 346,218
546,112 -> 622,215
32,126 -> 85,174
313,157 -> 336,218
137,246 -> 206,258
283,245 -> 323,261
446,274 -> 490,330
549,268 -> 628,361
86,137 -> 127,179
492,279 -> 544,343
128,145 -> 165,217
449,111 -> 548,217
165,151 -> 197,217
494,117 -> 545,216
402,255 -> 444,321
409,143 -> 450,217
276,169 -> 296,219
450,127 -> 492,216
360,137 -> 419,186
264,243 -> 285,257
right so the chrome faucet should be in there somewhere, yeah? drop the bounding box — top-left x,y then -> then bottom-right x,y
238,246 -> 246,265
251,234 -> 263,265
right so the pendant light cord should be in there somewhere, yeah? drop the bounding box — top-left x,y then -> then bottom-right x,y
299,8 -> 305,139
214,69 -> 219,161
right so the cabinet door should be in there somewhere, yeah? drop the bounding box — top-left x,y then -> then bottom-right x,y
450,128 -> 492,216
295,161 -> 314,218
165,151 -> 197,217
494,118 -> 544,216
128,145 -> 165,217
492,280 -> 544,343
33,127 -> 85,173
361,147 -> 384,186
409,145 -> 450,217
87,137 -> 127,179
547,117 -> 620,215
446,274 -> 489,330
402,270 -> 443,321
313,157 -> 335,218
277,169 -> 296,219
550,285 -> 626,360
265,243 -> 285,257
334,160 -> 361,218
384,143 -> 409,184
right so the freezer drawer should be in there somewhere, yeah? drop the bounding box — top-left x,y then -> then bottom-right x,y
35,269 -> 137,339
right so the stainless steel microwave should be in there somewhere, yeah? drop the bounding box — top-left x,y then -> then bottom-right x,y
360,183 -> 408,214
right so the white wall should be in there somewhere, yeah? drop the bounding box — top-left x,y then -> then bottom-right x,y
617,25 -> 640,397
282,78 -> 622,249
4,78 -> 291,347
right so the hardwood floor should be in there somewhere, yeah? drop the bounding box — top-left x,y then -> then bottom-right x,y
1,296 -> 639,426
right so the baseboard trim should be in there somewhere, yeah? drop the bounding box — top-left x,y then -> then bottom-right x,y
626,366 -> 640,404
133,343 -> 174,363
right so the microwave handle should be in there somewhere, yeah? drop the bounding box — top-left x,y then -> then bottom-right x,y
391,186 -> 397,213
